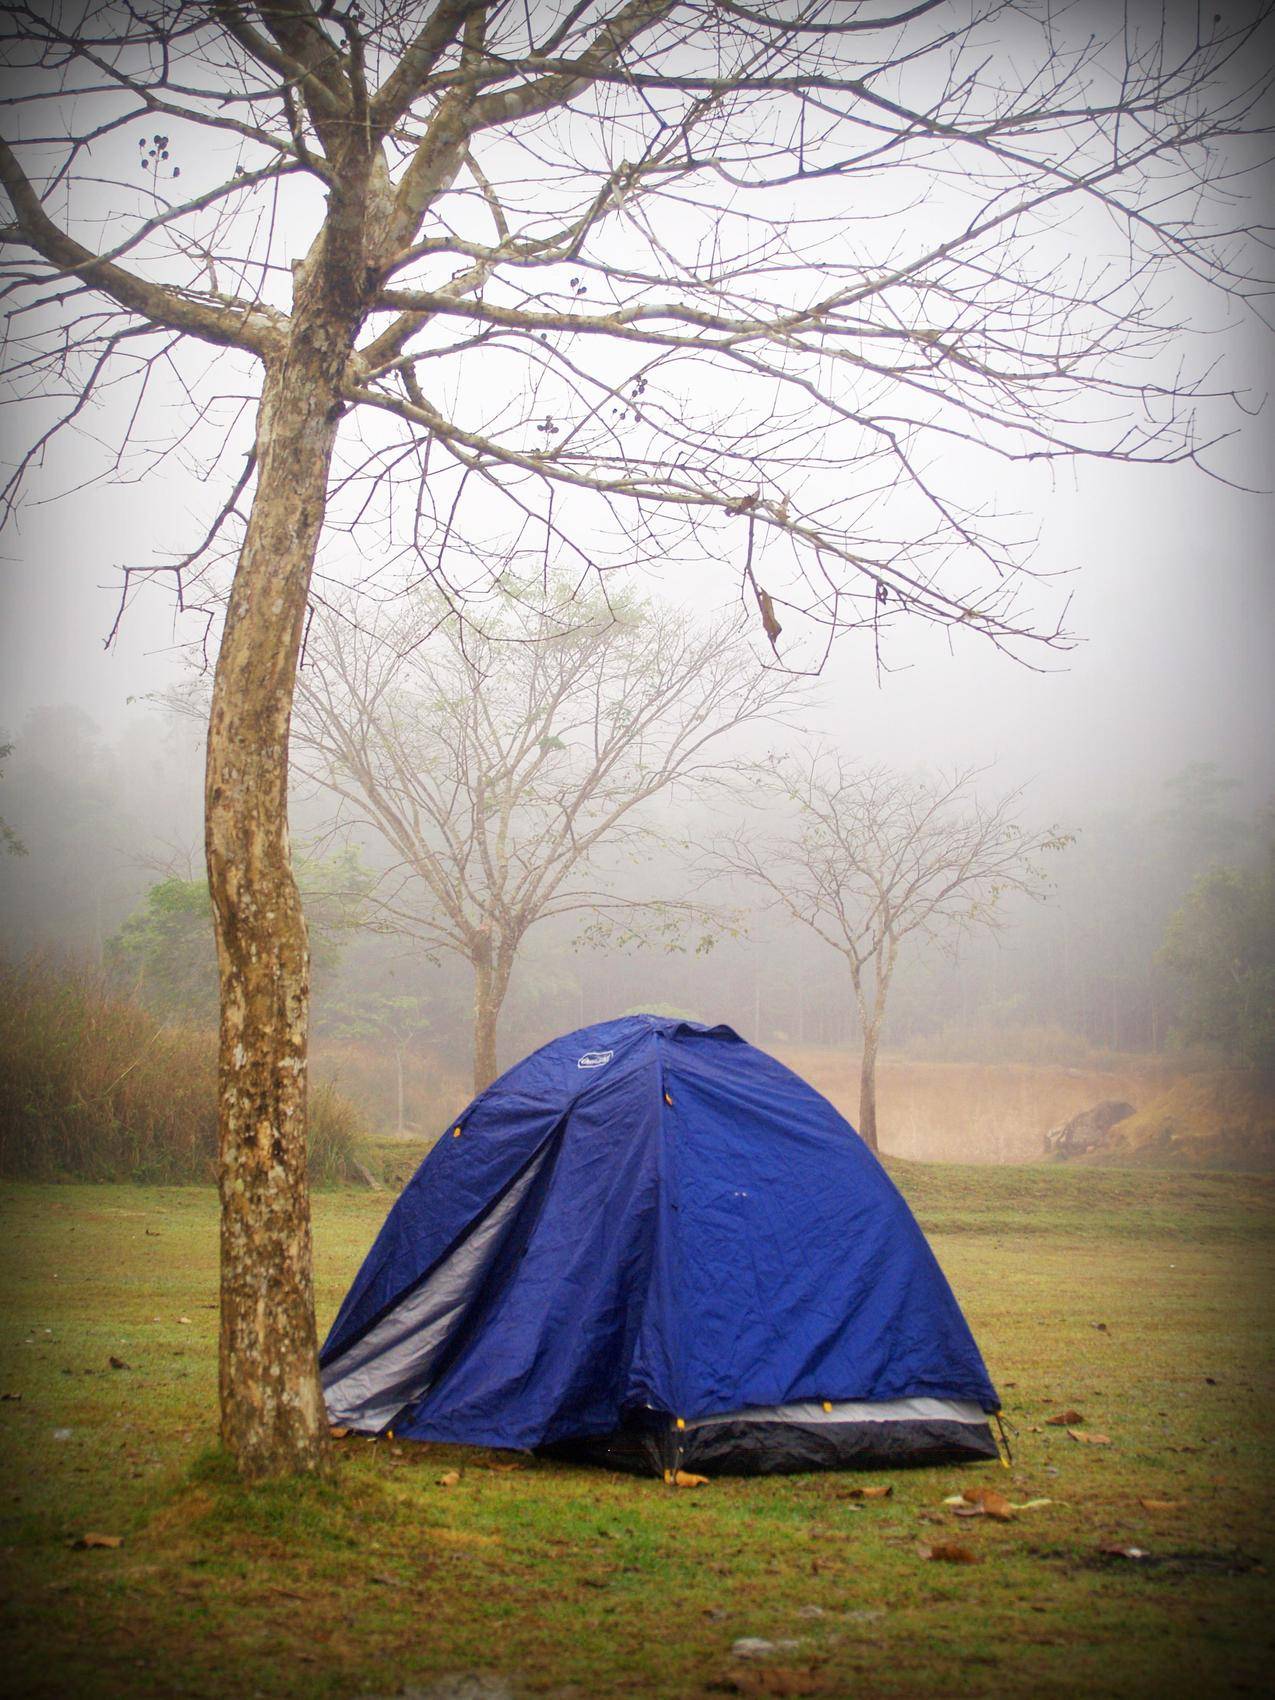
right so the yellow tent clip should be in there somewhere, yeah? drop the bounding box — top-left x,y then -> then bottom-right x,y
821,1400 -> 833,1414
452,1126 -> 462,1138
663,1092 -> 673,1106
676,1416 -> 686,1431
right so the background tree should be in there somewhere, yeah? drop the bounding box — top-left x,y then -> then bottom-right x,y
713,758 -> 1067,1151
0,741 -> 25,858
1159,834 -> 1275,1069
292,581 -> 795,1091
2,1 -> 1267,1476
107,850 -> 369,1027
0,708 -> 126,959
314,987 -> 433,1135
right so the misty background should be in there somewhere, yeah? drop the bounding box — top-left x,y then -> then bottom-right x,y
2,28 -> 1272,1164
3,398 -> 1271,1162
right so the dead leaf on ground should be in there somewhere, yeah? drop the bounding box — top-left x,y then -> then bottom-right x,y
1068,1428 -> 1111,1445
436,1470 -> 461,1487
71,1532 -> 123,1549
961,1488 -> 1014,1520
328,1425 -> 351,1439
675,1470 -> 710,1488
845,1484 -> 892,1500
1099,1543 -> 1151,1561
1139,1498 -> 1185,1512
479,1461 -> 524,1473
176,1316 -> 192,1325
0,1392 -> 20,1402
1045,1410 -> 1084,1426
108,1356 -> 130,1371
917,1541 -> 980,1564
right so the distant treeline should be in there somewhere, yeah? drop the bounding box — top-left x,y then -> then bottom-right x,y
1,708 -> 1271,1092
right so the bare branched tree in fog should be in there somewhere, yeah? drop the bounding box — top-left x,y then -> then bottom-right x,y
294,584 -> 796,1091
713,759 -> 1067,1152
1,2 -> 1268,1475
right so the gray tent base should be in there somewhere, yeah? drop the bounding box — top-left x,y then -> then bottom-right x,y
538,1397 -> 1000,1477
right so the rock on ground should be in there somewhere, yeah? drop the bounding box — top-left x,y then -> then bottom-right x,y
1045,1100 -> 1135,1159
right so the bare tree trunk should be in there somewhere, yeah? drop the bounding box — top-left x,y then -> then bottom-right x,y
205,339 -> 347,1480
858,1022 -> 881,1155
472,935 -> 499,1095
472,935 -> 513,1095
395,1044 -> 406,1135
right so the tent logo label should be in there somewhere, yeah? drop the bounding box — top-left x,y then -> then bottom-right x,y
576,1050 -> 613,1070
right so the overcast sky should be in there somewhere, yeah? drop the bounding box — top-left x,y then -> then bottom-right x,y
2,0 -> 1272,833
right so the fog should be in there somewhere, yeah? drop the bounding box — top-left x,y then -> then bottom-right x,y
2,0 -> 1273,1164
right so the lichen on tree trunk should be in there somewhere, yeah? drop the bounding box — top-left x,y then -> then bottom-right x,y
205,331 -> 349,1479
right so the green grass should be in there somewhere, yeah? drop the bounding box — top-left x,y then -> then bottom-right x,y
0,1166 -> 1271,1700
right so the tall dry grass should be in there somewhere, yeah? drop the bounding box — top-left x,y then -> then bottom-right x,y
0,957 -> 368,1184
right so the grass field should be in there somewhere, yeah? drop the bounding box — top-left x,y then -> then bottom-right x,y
0,1165 -> 1272,1700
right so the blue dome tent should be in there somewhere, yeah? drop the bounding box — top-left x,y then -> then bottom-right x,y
321,1016 -> 1000,1474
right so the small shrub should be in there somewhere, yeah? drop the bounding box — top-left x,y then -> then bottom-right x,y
0,957 -> 369,1183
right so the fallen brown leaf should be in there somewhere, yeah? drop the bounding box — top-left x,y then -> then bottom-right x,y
176,1316 -> 192,1325
108,1356 -> 130,1371
674,1470 -> 710,1488
328,1425 -> 350,1439
845,1484 -> 892,1500
436,1470 -> 461,1487
918,1541 -> 979,1564
961,1487 -> 1014,1520
1068,1429 -> 1111,1445
72,1532 -> 122,1550
1099,1543 -> 1151,1561
1139,1498 -> 1184,1512
0,1392 -> 21,1402
1045,1410 -> 1084,1426
479,1461 -> 524,1473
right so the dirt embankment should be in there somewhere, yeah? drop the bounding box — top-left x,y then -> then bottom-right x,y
772,1046 -> 1274,1167
1082,1072 -> 1275,1171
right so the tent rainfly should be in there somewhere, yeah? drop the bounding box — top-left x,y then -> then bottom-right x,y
322,1016 -> 1001,1475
